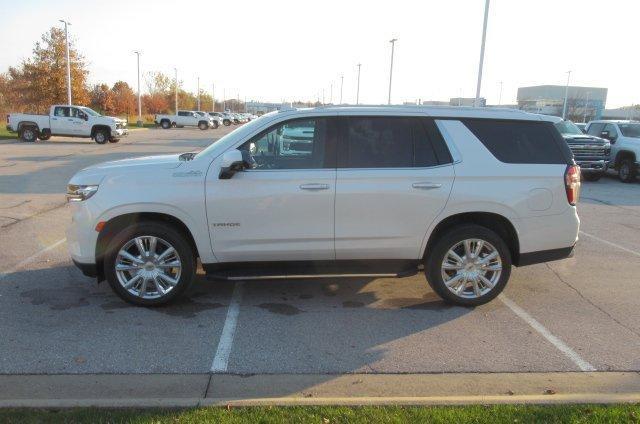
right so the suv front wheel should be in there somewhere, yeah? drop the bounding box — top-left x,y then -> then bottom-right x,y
104,222 -> 196,306
425,224 -> 511,306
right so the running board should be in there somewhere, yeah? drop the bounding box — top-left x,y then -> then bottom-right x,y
202,259 -> 420,281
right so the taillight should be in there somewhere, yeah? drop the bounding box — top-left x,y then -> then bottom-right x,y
565,165 -> 581,206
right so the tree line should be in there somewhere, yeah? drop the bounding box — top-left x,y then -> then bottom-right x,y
0,27 -> 244,120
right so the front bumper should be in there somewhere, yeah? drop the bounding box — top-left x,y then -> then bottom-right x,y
113,128 -> 129,138
577,160 -> 608,173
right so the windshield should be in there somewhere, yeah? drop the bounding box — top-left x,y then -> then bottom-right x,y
618,123 -> 640,138
195,113 -> 271,158
554,120 -> 583,136
81,107 -> 101,117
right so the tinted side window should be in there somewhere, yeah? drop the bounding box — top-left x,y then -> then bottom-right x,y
463,119 -> 567,164
239,118 -> 332,170
54,106 -> 70,117
345,117 -> 413,168
586,122 -> 605,136
178,111 -> 189,117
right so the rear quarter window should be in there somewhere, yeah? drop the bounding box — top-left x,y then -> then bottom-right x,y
462,119 -> 570,165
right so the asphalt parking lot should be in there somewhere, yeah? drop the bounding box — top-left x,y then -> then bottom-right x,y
1,127 -> 640,399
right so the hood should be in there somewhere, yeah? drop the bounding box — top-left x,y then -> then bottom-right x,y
100,115 -> 126,124
70,154 -> 183,184
561,134 -> 607,145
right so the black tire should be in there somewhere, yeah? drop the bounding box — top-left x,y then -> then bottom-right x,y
223,119 -> 231,126
94,129 -> 108,144
618,159 -> 637,183
425,224 -> 512,306
39,129 -> 52,141
19,126 -> 38,142
161,120 -> 171,129
109,138 -> 120,143
104,222 -> 196,306
212,121 -> 219,129
198,121 -> 208,130
582,173 -> 602,182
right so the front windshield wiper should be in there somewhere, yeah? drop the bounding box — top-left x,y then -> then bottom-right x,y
179,152 -> 197,161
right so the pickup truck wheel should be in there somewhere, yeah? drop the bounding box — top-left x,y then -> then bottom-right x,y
223,119 -> 231,126
425,224 -> 511,306
104,222 -> 196,306
19,126 -> 38,142
618,159 -> 637,183
583,173 -> 602,182
198,121 -> 208,130
94,130 -> 108,144
39,129 -> 51,141
212,121 -> 219,129
161,120 -> 171,129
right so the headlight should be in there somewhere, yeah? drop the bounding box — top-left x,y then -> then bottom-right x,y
67,184 -> 99,202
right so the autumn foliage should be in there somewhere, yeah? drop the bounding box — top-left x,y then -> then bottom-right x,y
0,27 -> 239,120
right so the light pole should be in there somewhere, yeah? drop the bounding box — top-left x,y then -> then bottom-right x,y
340,74 -> 344,104
330,82 -> 333,104
133,51 -> 142,126
583,91 -> 590,123
498,81 -> 503,106
388,38 -> 397,105
356,63 -> 361,104
197,76 -> 201,111
474,0 -> 490,107
212,84 -> 215,112
174,68 -> 178,113
562,70 -> 572,119
59,20 -> 72,105
223,89 -> 226,111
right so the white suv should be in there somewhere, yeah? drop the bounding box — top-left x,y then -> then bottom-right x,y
66,106 -> 580,307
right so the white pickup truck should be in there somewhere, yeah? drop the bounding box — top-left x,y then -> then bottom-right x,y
6,105 -> 128,144
154,110 -> 214,130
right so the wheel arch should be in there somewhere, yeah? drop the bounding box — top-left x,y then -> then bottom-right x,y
422,211 -> 521,266
91,125 -> 112,138
614,150 -> 637,168
17,121 -> 40,132
95,212 -> 200,281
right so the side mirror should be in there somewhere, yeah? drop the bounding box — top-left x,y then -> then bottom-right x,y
601,130 -> 617,143
219,150 -> 255,179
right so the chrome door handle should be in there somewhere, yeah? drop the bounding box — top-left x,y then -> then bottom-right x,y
412,182 -> 442,189
299,183 -> 330,190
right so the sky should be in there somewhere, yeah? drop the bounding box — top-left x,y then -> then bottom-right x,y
0,0 -> 638,108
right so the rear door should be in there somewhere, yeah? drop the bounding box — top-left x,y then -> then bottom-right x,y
334,115 -> 454,260
50,106 -> 73,134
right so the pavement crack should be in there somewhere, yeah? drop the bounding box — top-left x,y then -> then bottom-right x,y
203,373 -> 213,399
545,263 -> 640,339
0,200 -> 31,210
0,201 -> 67,229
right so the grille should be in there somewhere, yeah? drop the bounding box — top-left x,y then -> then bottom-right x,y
571,147 -> 606,159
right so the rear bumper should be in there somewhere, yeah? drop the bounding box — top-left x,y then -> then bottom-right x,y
516,245 -> 575,266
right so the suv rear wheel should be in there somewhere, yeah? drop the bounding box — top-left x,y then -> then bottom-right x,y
618,158 -> 637,183
425,224 -> 511,306
161,120 -> 171,129
104,222 -> 196,306
198,121 -> 209,130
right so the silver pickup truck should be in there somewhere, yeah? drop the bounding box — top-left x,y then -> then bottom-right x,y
552,118 -> 610,181
7,105 -> 128,144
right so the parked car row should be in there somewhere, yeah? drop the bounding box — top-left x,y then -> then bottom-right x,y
154,111 -> 257,130
6,105 -> 128,143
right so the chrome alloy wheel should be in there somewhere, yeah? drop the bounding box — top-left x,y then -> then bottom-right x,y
115,236 -> 182,300
441,238 -> 502,299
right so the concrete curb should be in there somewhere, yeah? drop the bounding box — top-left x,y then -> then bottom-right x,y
1,372 -> 640,408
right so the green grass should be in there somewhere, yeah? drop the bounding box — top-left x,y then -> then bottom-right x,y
0,126 -> 17,140
0,404 -> 639,423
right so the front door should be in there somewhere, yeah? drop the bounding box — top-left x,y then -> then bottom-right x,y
206,116 -> 337,262
70,107 -> 91,135
334,116 -> 454,259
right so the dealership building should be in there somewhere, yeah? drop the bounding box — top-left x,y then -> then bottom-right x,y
517,85 -> 607,122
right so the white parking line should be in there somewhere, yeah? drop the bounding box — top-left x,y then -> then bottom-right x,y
0,238 -> 66,282
211,281 -> 244,373
499,294 -> 596,372
580,231 -> 640,258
